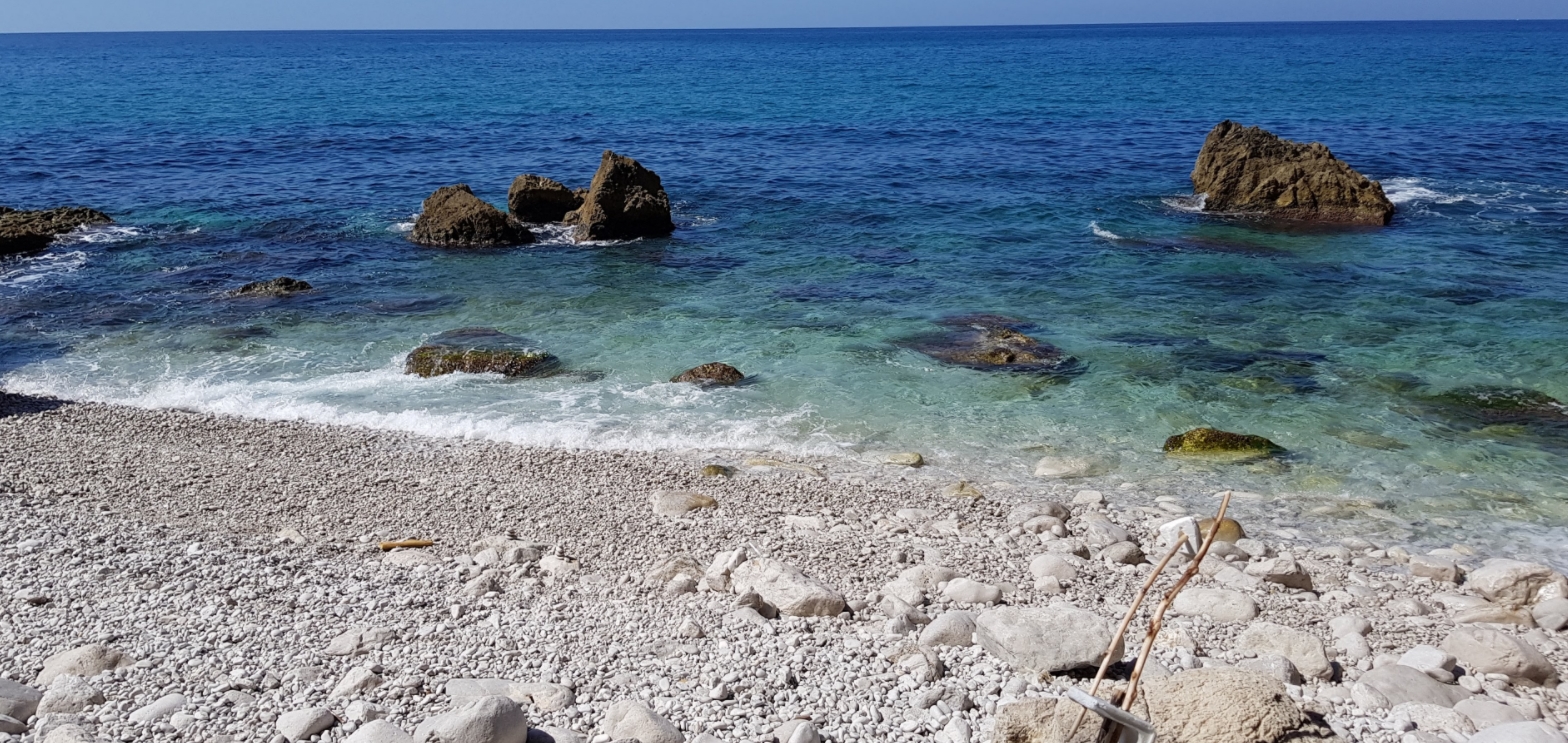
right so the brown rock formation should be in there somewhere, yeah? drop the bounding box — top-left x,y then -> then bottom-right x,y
507,175 -> 583,223
0,207 -> 113,255
569,151 -> 675,242
410,185 -> 533,248
671,363 -> 744,386
1191,121 -> 1394,226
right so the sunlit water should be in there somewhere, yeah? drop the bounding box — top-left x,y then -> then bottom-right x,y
3,23 -> 1567,561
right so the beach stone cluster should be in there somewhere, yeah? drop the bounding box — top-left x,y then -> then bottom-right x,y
6,394 -> 1568,743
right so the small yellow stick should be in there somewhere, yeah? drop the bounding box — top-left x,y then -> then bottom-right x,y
1121,490 -> 1234,711
1064,537 -> 1187,741
378,539 -> 434,551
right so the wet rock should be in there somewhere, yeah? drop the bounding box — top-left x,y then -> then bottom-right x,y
975,605 -> 1122,674
1441,626 -> 1557,685
1032,455 -> 1114,479
1235,622 -> 1332,680
232,276 -> 313,297
569,151 -> 675,242
0,206 -> 113,255
670,362 -> 744,386
1163,428 -> 1283,461
1416,387 -> 1568,435
700,464 -> 734,478
885,452 -> 924,467
404,328 -> 559,378
1190,120 -> 1394,225
410,184 -> 533,247
904,316 -> 1078,375
729,558 -> 845,617
507,174 -> 582,223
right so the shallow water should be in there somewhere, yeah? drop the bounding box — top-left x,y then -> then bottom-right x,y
3,23 -> 1568,561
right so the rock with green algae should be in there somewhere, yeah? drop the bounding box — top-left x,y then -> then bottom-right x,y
904,315 -> 1078,376
1163,427 -> 1283,461
1422,386 -> 1567,429
404,328 -> 558,378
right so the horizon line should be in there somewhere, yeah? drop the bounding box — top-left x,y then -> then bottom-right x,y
4,17 -> 1566,36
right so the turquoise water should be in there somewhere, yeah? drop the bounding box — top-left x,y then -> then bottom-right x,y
3,23 -> 1568,558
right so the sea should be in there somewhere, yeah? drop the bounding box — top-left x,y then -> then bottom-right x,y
2,22 -> 1567,561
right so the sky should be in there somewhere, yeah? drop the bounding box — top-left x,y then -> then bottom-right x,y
3,0 -> 1564,33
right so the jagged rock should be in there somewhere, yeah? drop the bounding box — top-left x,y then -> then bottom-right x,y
1190,120 -> 1394,225
410,184 -> 533,247
1245,553 -> 1314,590
975,605 -> 1122,674
570,151 -> 675,242
904,315 -> 1077,375
729,558 -> 845,617
671,362 -> 744,386
37,675 -> 104,715
233,277 -> 312,297
0,206 -> 112,255
405,328 -> 558,378
1163,428 -> 1282,460
643,554 -> 705,587
507,175 -> 582,222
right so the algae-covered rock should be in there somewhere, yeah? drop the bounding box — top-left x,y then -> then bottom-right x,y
1163,428 -> 1283,461
1421,387 -> 1568,430
569,151 -> 675,242
701,464 -> 734,478
410,185 -> 533,247
507,175 -> 583,223
671,362 -> 743,386
0,206 -> 113,255
1191,120 -> 1394,226
405,328 -> 558,378
904,315 -> 1078,376
233,277 -> 313,297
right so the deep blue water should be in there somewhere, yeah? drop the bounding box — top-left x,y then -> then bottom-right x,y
3,23 -> 1567,558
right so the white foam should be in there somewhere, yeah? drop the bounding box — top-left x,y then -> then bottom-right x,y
0,251 -> 89,290
58,225 -> 144,245
529,222 -> 635,248
1381,177 -> 1449,205
1089,221 -> 1123,240
1161,193 -> 1206,213
389,213 -> 417,233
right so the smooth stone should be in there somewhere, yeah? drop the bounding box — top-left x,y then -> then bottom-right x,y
1032,455 -> 1113,479
1234,622 -> 1332,680
37,675 -> 103,715
885,452 -> 925,467
772,719 -> 821,743
0,678 -> 42,722
276,707 -> 336,742
1329,615 -> 1372,638
344,719 -> 416,743
1442,626 -> 1557,685
1352,665 -> 1472,709
919,611 -> 976,647
600,700 -> 681,743
34,646 -> 131,687
1399,645 -> 1458,683
1531,597 -> 1568,631
1468,721 -> 1568,743
128,693 -> 187,723
941,577 -> 1002,605
1390,702 -> 1475,735
413,696 -> 529,743
1028,554 -> 1078,584
330,667 -> 384,699
1468,560 -> 1568,608
1454,605 -> 1537,627
729,558 -> 846,617
974,605 -> 1122,674
1409,554 -> 1464,583
1454,698 -> 1528,729
650,491 -> 717,517
1244,553 -> 1314,590
325,626 -> 396,656
1171,587 -> 1258,623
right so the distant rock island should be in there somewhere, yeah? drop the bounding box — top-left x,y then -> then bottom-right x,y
1191,121 -> 1395,226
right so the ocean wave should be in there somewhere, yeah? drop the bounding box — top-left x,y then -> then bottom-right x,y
388,213 -> 417,233
529,222 -> 636,248
1161,193 -> 1206,213
0,362 -> 840,457
1089,221 -> 1123,240
0,251 -> 90,290
1381,177 -> 1458,205
57,225 -> 145,245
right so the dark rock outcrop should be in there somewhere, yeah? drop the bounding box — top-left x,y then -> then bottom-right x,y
233,277 -> 312,297
569,151 -> 675,242
1163,428 -> 1284,460
507,175 -> 583,223
905,315 -> 1078,375
410,185 -> 533,248
671,363 -> 744,386
1416,387 -> 1568,438
0,207 -> 113,256
1191,121 -> 1395,226
405,328 -> 558,378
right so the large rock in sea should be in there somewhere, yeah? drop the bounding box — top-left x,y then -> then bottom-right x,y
233,277 -> 312,297
507,175 -> 583,223
569,151 -> 675,242
671,362 -> 744,386
0,206 -> 113,255
1191,120 -> 1395,226
1163,427 -> 1283,461
410,185 -> 533,247
404,328 -> 558,378
905,315 -> 1078,375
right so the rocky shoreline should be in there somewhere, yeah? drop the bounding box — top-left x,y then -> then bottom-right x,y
2,394 -> 1567,743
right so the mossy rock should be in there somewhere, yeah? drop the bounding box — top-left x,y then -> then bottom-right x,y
1163,428 -> 1284,461
1425,387 -> 1567,425
404,328 -> 558,378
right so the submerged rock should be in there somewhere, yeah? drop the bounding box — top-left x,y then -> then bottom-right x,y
1418,386 -> 1568,432
404,328 -> 559,378
1163,428 -> 1283,461
0,206 -> 113,255
905,316 -> 1078,375
671,362 -> 744,386
233,277 -> 313,297
569,151 -> 675,242
507,175 -> 583,223
1191,120 -> 1395,225
410,185 -> 533,248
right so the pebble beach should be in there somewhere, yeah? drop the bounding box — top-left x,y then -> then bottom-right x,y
5,393 -> 1568,743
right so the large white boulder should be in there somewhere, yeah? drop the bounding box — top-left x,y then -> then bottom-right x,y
730,558 -> 845,617
974,605 -> 1121,674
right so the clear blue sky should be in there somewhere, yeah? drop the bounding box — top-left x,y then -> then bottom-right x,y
3,0 -> 1563,33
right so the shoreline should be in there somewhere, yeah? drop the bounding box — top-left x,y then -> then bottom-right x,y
4,391 -> 1568,742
